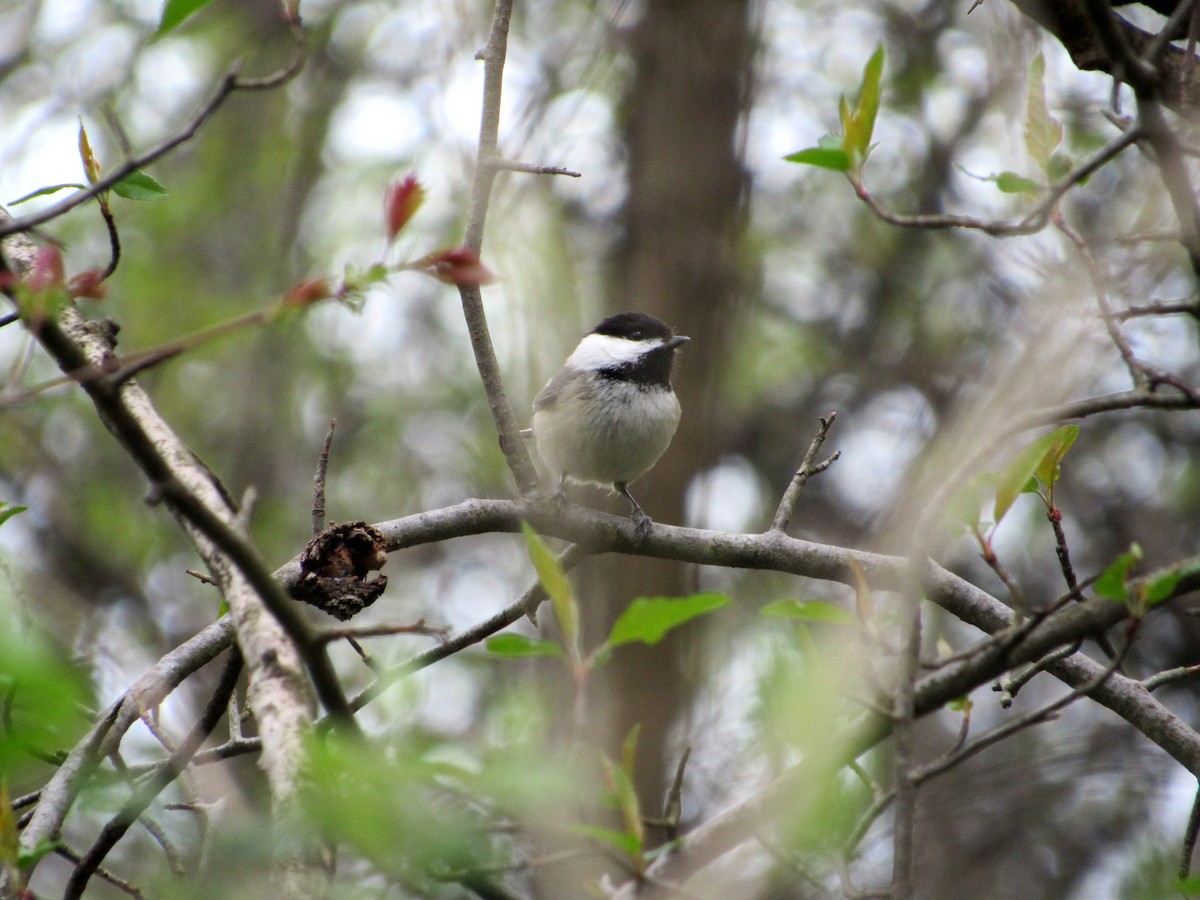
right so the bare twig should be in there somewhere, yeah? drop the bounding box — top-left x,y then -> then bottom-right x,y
63,648 -> 242,899
0,28 -> 307,239
312,419 -> 336,535
770,412 -> 840,533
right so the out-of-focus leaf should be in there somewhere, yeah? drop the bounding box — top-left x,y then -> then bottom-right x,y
385,174 -> 425,242
943,472 -> 996,534
601,754 -> 644,857
1033,424 -> 1079,487
994,427 -> 1077,523
1025,53 -> 1063,172
573,824 -> 641,858
848,45 -> 885,163
606,593 -> 729,648
521,523 -> 577,651
407,247 -> 496,286
995,172 -> 1041,194
78,119 -> 100,186
1095,544 -> 1142,602
157,0 -> 218,35
783,147 -> 851,171
760,599 -> 854,624
0,504 -> 27,529
485,633 -> 565,659
8,184 -> 85,206
112,170 -> 167,201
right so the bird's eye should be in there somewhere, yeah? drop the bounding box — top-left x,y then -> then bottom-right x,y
631,331 -> 643,340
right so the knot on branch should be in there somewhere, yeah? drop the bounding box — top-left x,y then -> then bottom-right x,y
293,521 -> 388,620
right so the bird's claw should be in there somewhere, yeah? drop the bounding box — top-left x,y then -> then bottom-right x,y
631,508 -> 653,539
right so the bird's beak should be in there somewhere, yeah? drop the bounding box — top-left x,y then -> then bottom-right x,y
665,335 -> 690,350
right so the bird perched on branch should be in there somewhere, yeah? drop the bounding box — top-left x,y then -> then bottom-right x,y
531,311 -> 688,537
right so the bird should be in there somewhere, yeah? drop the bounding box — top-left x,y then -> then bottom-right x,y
531,311 -> 688,536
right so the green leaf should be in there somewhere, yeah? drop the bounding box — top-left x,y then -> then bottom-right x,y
1178,873 -> 1200,895
156,0 -> 217,35
849,44 -> 885,163
521,522 -> 577,651
1094,544 -> 1142,602
606,593 -> 729,649
0,504 -> 27,529
994,172 -> 1041,194
8,183 -> 86,206
760,599 -> 854,624
993,427 -> 1078,523
943,472 -> 997,534
111,170 -> 167,201
1025,53 -> 1063,172
573,824 -> 642,858
1047,152 -> 1074,183
485,633 -> 565,659
1033,424 -> 1079,487
783,147 -> 851,171
1144,570 -> 1182,606
601,754 -> 644,853
17,838 -> 61,868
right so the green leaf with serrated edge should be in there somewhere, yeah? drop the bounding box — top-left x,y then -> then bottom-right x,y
0,504 -> 27,529
9,184 -> 86,206
521,522 -> 577,650
485,633 -> 565,659
573,825 -> 641,858
1025,53 -> 1063,172
994,428 -> 1071,524
760,599 -> 855,624
1094,544 -> 1142,602
995,172 -> 1041,194
606,593 -> 729,649
784,147 -> 851,171
157,0 -> 218,35
112,170 -> 167,201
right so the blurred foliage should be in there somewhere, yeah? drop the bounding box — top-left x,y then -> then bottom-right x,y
1,0 -> 1200,896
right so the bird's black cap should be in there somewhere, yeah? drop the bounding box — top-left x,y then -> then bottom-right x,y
592,311 -> 676,342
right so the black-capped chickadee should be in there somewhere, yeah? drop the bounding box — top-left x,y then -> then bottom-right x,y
531,311 -> 688,535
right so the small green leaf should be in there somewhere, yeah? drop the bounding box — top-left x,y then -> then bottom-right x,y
0,504 -> 27,529
783,147 -> 851,171
1025,53 -> 1064,173
606,593 -> 729,649
760,599 -> 854,624
111,170 -> 167,201
943,472 -> 997,534
994,427 -> 1077,523
485,634 -> 565,659
157,0 -> 218,35
521,523 -> 578,651
1177,873 -> 1200,895
1095,544 -> 1142,602
1047,152 -> 1074,183
1033,424 -> 1079,487
573,824 -> 642,858
849,44 -> 885,163
994,172 -> 1041,194
9,184 -> 86,206
601,754 -> 644,852
947,695 -> 973,713
17,838 -> 60,868
1144,570 -> 1182,606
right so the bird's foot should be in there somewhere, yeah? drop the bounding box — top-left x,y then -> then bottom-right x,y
631,507 -> 653,539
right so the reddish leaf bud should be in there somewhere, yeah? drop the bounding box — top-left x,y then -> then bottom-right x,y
385,174 -> 425,243
67,268 -> 108,300
412,246 -> 496,286
282,276 -> 332,308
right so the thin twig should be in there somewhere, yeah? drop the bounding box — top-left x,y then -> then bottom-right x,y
1181,778 -> 1200,879
488,158 -> 581,177
312,418 -> 336,535
770,412 -> 840,533
0,29 -> 307,238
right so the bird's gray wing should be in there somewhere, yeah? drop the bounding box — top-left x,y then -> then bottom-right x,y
532,367 -> 583,413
